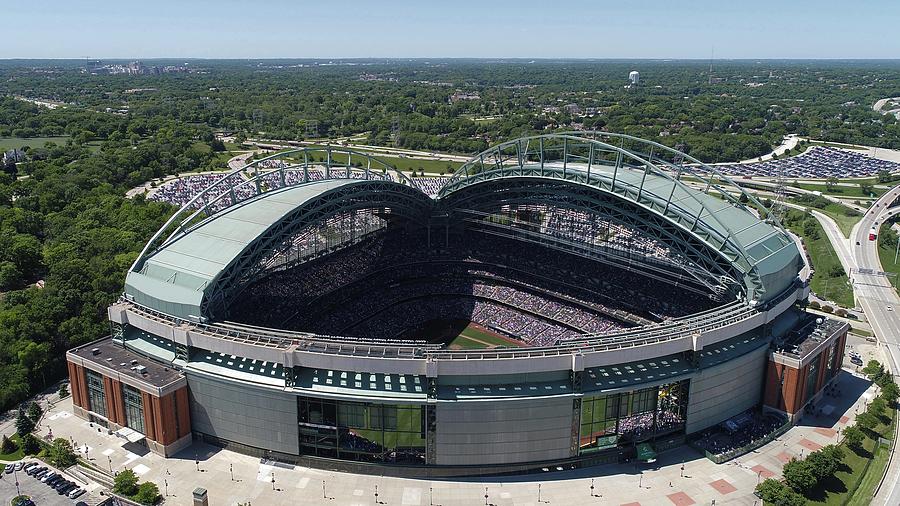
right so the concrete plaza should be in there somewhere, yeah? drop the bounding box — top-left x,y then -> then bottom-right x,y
27,364 -> 875,506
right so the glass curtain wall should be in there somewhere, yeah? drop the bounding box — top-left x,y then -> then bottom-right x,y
298,397 -> 426,464
579,380 -> 689,453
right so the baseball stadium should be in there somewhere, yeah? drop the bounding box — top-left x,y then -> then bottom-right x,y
65,133 -> 847,477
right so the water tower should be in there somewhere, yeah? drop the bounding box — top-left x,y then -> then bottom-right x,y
629,71 -> 640,85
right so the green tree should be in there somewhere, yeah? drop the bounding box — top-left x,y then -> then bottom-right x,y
782,458 -> 817,494
1,435 -> 17,454
881,380 -> 899,406
805,445 -> 843,481
755,478 -> 806,506
15,409 -> 35,436
58,384 -> 69,398
133,481 -> 162,505
843,425 -> 865,451
825,176 -> 839,191
20,433 -> 40,455
869,397 -> 887,418
27,401 -> 42,421
863,360 -> 885,382
47,438 -> 77,468
114,469 -> 140,496
856,411 -> 878,431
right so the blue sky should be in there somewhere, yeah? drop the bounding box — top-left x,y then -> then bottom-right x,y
5,0 -> 899,59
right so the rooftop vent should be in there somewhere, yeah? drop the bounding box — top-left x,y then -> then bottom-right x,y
131,360 -> 138,366
91,348 -> 100,356
135,365 -> 147,375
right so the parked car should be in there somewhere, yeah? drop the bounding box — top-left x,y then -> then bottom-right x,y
69,488 -> 86,499
59,483 -> 77,495
14,461 -> 24,471
851,356 -> 863,366
4,463 -> 14,474
22,462 -> 37,472
41,471 -> 57,482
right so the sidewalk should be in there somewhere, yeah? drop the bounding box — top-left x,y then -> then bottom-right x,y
16,364 -> 873,506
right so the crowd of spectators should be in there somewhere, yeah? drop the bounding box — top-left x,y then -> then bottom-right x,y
229,228 -> 720,347
719,146 -> 900,178
691,410 -> 787,457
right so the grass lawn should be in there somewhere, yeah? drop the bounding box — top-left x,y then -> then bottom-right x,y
0,434 -> 25,462
784,210 -> 855,307
876,223 -> 900,290
788,182 -> 883,198
0,136 -> 70,151
806,410 -> 895,505
847,443 -> 890,505
817,205 -> 863,238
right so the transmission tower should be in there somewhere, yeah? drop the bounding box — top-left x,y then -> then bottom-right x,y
770,161 -> 787,222
305,120 -> 319,139
391,115 -> 401,148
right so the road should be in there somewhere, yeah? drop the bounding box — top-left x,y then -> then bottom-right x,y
736,134 -> 800,163
853,185 -> 900,506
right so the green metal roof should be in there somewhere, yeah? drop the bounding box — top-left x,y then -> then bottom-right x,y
125,179 -> 357,319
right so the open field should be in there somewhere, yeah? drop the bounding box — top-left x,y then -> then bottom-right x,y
0,136 -> 70,150
788,182 -> 885,198
277,146 -> 463,175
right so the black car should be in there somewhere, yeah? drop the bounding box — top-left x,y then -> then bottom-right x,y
47,475 -> 64,486
53,479 -> 71,490
58,483 -> 77,495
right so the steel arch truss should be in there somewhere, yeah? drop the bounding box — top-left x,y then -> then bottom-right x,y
131,146 -> 420,274
440,177 -> 748,299
438,136 -> 772,298
203,181 -> 433,319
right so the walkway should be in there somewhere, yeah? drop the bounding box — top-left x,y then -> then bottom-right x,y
21,368 -> 872,506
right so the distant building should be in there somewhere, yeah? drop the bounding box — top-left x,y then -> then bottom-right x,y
449,91 -> 480,103
3,148 -> 26,165
629,71 -> 640,85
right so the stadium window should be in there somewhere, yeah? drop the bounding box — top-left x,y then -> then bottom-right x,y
122,384 -> 145,434
337,402 -> 366,428
86,370 -> 107,418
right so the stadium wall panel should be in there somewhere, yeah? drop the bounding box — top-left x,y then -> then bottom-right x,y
434,397 -> 574,465
684,344 -> 768,434
187,371 -> 300,455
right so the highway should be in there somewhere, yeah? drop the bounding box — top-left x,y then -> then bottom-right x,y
854,185 -> 900,506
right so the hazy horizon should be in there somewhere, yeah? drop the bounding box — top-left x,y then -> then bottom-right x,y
5,0 -> 900,60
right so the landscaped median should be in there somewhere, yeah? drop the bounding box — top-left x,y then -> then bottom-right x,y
755,361 -> 898,506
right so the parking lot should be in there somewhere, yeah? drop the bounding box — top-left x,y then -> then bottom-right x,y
0,462 -> 88,506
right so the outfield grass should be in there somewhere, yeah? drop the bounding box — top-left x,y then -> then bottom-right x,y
448,324 -> 522,349
0,136 -> 70,151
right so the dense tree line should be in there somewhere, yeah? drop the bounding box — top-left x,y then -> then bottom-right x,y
0,99 -> 218,411
2,59 -> 899,162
